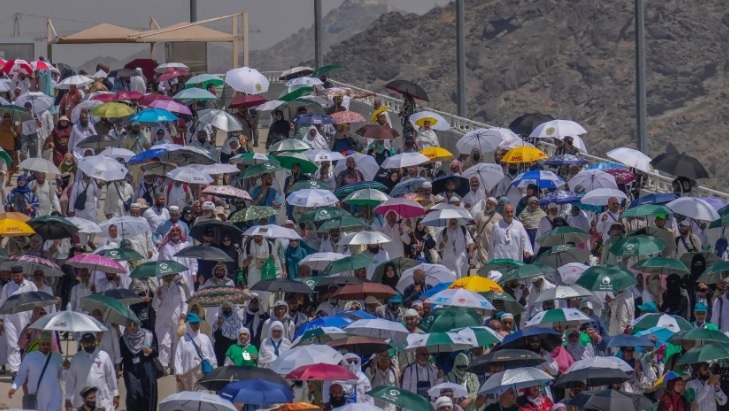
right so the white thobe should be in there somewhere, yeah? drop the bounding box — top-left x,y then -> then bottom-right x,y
360,249 -> 390,280
69,282 -> 93,312
68,179 -> 101,222
103,181 -> 133,217
12,351 -> 63,411
68,123 -> 97,160
165,183 -> 193,210
143,206 -> 170,235
36,110 -> 54,156
608,290 -> 635,335
401,363 -> 441,397
159,241 -> 197,292
437,226 -> 474,277
28,179 -> 61,216
152,281 -> 189,368
0,280 -> 38,372
174,330 -> 216,390
316,301 -> 345,317
490,220 -> 533,262
304,134 -> 329,151
567,211 -> 591,232
711,294 -> 729,332
319,238 -> 349,255
686,379 -> 728,411
242,240 -> 275,311
462,190 -> 487,210
98,325 -> 122,365
596,210 -> 622,241
381,222 -> 411,260
493,175 -> 523,206
65,349 -> 118,411
416,129 -> 440,150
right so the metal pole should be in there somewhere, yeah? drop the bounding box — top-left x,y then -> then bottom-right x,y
456,0 -> 467,117
635,0 -> 647,153
190,0 -> 198,22
314,0 -> 323,68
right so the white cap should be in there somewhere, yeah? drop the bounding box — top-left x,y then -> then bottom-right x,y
202,201 -> 215,211
404,308 -> 420,318
169,205 -> 180,212
679,220 -> 691,227
487,197 -> 498,204
434,396 -> 453,409
421,181 -> 432,189
547,202 -> 558,209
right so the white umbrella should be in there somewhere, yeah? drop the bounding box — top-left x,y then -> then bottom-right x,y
160,391 -> 237,411
300,252 -> 347,271
198,163 -> 239,175
529,119 -> 587,138
255,99 -> 286,112
342,231 -> 391,246
77,155 -> 127,181
429,383 -> 469,399
558,262 -> 589,285
270,345 -> 344,375
666,197 -> 720,221
397,264 -> 456,293
55,75 -> 94,89
155,62 -> 190,73
30,304 -> 107,333
285,76 -> 323,88
499,138 -> 534,150
280,66 -> 314,78
524,308 -> 591,328
328,404 -> 383,411
244,224 -> 301,240
99,147 -> 136,162
99,216 -> 150,238
92,69 -> 108,79
224,67 -> 270,94
343,318 -> 410,345
333,153 -> 380,181
19,158 -> 60,174
534,285 -> 593,303
71,99 -> 102,124
0,79 -> 11,93
410,111 -> 450,131
380,152 -> 431,169
303,149 -> 345,163
168,166 -> 213,184
403,332 -> 473,353
15,92 -> 53,113
197,109 -> 243,132
580,188 -> 629,206
456,128 -> 506,154
478,367 -> 554,395
66,216 -> 102,234
426,288 -> 495,310
455,326 -> 504,347
420,205 -> 473,227
568,170 -> 618,191
568,357 -> 634,374
462,163 -> 504,190
607,147 -> 653,173
291,326 -> 348,346
287,189 -> 338,208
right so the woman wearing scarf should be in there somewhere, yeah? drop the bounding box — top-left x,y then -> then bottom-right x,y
119,319 -> 158,411
303,222 -> 322,251
129,247 -> 157,332
26,234 -> 44,257
600,222 -> 626,265
285,238 -> 308,280
158,225 -> 197,294
257,321 -> 291,369
45,115 -> 72,166
378,263 -> 401,290
518,197 -> 546,249
220,135 -> 244,165
240,293 -> 269,348
304,125 -> 329,151
211,301 -> 242,365
58,153 -> 76,214
266,110 -> 290,149
563,328 -> 594,362
5,175 -> 39,217
661,273 -> 691,320
516,386 -> 555,411
515,185 -> 539,216
224,327 -> 258,367
444,353 -> 479,411
217,235 -> 240,280
658,378 -> 689,411
367,139 -> 392,165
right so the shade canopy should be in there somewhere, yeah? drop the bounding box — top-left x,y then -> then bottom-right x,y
57,23 -> 140,44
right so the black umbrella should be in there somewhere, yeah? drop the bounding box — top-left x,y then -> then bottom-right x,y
568,389 -> 654,411
175,245 -> 234,262
99,288 -> 144,304
508,113 -> 555,137
27,216 -> 79,240
554,368 -> 631,388
467,349 -> 546,374
431,175 -> 470,197
385,80 -> 429,101
314,276 -> 368,293
0,291 -> 57,314
650,143 -> 709,179
250,278 -> 313,294
197,365 -> 288,392
75,135 -> 119,151
190,220 -> 244,244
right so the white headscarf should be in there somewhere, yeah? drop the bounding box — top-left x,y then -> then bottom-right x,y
220,136 -> 241,155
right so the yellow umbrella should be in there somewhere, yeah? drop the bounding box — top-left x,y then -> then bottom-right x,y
0,218 -> 35,236
370,106 -> 389,122
420,147 -> 454,162
414,116 -> 439,127
90,102 -> 135,118
501,146 -> 548,164
449,276 -> 503,293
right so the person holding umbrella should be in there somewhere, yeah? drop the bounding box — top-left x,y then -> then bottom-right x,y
152,272 -> 188,376
174,312 -> 216,392
0,265 -> 38,379
28,171 -> 62,217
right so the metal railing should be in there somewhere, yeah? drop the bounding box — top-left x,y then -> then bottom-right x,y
259,70 -> 729,202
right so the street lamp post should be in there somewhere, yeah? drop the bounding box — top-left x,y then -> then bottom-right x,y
314,0 -> 323,68
456,0 -> 467,117
635,0 -> 647,153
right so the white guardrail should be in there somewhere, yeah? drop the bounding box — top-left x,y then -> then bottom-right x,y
258,71 -> 729,203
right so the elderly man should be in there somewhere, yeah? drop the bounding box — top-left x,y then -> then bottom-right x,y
65,333 -> 119,411
361,243 -> 390,280
533,202 -> 562,253
336,156 -> 365,187
0,265 -> 38,378
143,193 -> 170,237
381,211 -> 412,259
676,220 -> 701,258
104,178 -> 133,219
438,218 -> 475,277
403,269 -> 431,307
68,111 -> 97,160
595,196 -> 622,241
402,347 -> 443,398
122,122 -> 151,154
153,206 -> 190,245
462,176 -> 487,212
490,204 -> 533,262
417,120 -> 440,150
472,197 -> 502,265
28,171 -> 61,216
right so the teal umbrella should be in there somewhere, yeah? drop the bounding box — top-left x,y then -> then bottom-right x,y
696,261 -> 729,285
317,215 -> 364,232
622,204 -> 672,219
130,260 -> 189,278
0,105 -> 32,122
80,294 -> 140,325
173,87 -> 217,101
368,386 -> 435,411
477,258 -> 525,276
608,235 -> 666,257
419,307 -> 481,333
291,180 -> 331,191
299,207 -> 350,223
500,263 -> 556,283
536,226 -> 590,247
275,153 -> 319,174
534,244 -> 590,268
237,163 -> 282,179
185,74 -> 224,89
98,248 -> 144,261
279,86 -> 314,102
575,264 -> 638,293
343,189 -> 390,207
313,64 -> 343,77
320,254 -> 377,276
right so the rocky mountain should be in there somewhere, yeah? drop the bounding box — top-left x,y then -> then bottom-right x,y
326,0 -> 729,191
250,0 -> 394,70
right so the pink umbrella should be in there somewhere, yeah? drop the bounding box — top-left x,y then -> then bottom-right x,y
158,68 -> 189,82
31,60 -> 55,71
138,94 -> 172,107
285,363 -> 358,381
149,99 -> 192,115
605,168 -> 636,185
89,92 -> 116,103
114,91 -> 144,101
66,254 -> 126,274
374,197 -> 425,218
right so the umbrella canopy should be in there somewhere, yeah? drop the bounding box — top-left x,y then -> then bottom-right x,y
512,170 -> 565,190
569,170 -> 618,191
201,185 -> 250,200
30,304 -> 108,333
418,307 -> 482,333
99,216 -> 150,238
380,152 -> 431,169
90,102 -> 135,118
80,294 -> 140,325
500,263 -> 556,283
455,326 -> 503,347
478,367 -> 554,395
368,386 -> 435,411
299,252 -> 347,271
668,328 -> 729,345
75,135 -> 119,151
533,245 -> 591,269
568,389 -> 655,411
524,308 -> 591,328
130,108 -> 178,123
651,144 -> 709,179
185,73 -> 224,89
697,261 -> 729,284
159,391 -> 237,411
501,146 -> 548,163
426,288 -> 495,310
342,231 -> 392,246
576,264 -> 637,293
250,278 -> 312,294
275,152 -> 318,174
320,254 -> 377,276
27,215 -> 79,239
410,110 -> 449,130
149,99 -> 192,115
343,188 -> 390,207
461,163 -> 505,191
0,218 -> 35,236
97,247 -> 144,262
219,379 -> 293,405
230,206 -> 276,223
450,276 -> 502,293
385,79 -> 429,101
356,124 -> 399,140
607,334 -> 655,348
543,154 -> 589,167
328,336 -> 390,357
622,204 -> 672,219
286,363 -> 358,381
229,95 -> 267,109
630,313 -> 693,333
536,226 -> 590,247
268,138 -> 313,154
344,318 -> 410,345
196,365 -> 289,392
498,328 -> 564,351
555,367 -> 631,388
580,187 -> 629,206
16,92 -> 54,113
632,256 -> 689,275
420,205 -> 472,227
55,75 -> 93,89
373,198 -> 424,219
270,345 -> 344,375
420,147 -> 454,162
533,285 -> 592,303
292,326 -> 349,346
188,286 -> 249,307
168,166 -> 214,184
197,109 -> 243,132
666,197 -> 720,221
609,235 -> 666,257
172,88 -> 217,101
0,291 -> 57,314
456,128 -> 506,154
331,110 -> 366,124
130,260 -> 189,278
0,255 -> 64,277
67,253 -> 126,274
332,283 -> 397,300
225,67 -> 270,94
99,147 -> 136,162
243,224 -> 300,240
529,119 -> 587,138
467,349 -> 546,374
292,112 -> 333,125
403,331 -> 473,353
396,263 -> 456,293
98,288 -> 144,304
66,216 -> 102,234
77,155 -> 127,181
191,221 -> 244,243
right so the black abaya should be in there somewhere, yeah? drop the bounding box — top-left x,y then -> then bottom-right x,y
119,334 -> 159,411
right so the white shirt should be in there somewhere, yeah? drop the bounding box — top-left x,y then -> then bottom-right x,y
462,190 -> 487,210
490,219 -> 533,261
381,222 -> 411,260
28,179 -> 61,217
21,118 -> 38,136
65,348 -> 119,408
401,363 -> 441,395
686,378 -> 728,411
143,206 -> 170,233
711,294 -> 729,332
68,123 -> 97,160
69,282 -> 93,312
12,351 -> 64,411
174,330 -> 217,375
596,210 -> 622,241
159,241 -> 197,292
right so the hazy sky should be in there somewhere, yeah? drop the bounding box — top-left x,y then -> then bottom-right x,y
1,0 -> 448,64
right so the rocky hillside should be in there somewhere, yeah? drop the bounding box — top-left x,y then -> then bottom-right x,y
250,0 -> 394,70
326,0 -> 729,190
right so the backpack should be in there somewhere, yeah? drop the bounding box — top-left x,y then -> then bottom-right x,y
9,191 -> 28,214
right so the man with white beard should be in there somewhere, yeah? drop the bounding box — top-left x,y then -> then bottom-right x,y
128,203 -> 155,259
28,171 -> 61,216
103,178 -> 134,218
472,197 -> 502,266
437,218 -> 475,277
68,111 -> 97,160
534,202 -> 562,254
462,176 -> 488,214
0,265 -> 38,378
152,273 -> 189,376
490,204 -> 533,262
360,243 -> 390,280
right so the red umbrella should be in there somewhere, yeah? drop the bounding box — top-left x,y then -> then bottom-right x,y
2,59 -> 33,75
66,253 -> 126,274
31,60 -> 55,71
229,95 -> 267,109
332,283 -> 397,300
328,336 -> 390,357
114,91 -> 144,101
158,68 -> 189,82
89,92 -> 116,103
605,168 -> 636,185
138,94 -> 172,107
285,363 -> 358,381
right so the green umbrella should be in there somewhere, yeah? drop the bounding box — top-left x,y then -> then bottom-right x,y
130,260 -> 189,278
230,152 -> 280,166
709,214 -> 729,229
275,153 -> 318,174
317,215 -> 364,232
668,328 -> 729,345
419,307 -> 481,333
696,261 -> 729,285
608,235 -> 666,257
98,248 -> 144,261
622,204 -> 672,219
321,254 -> 377,276
533,245 -> 590,268
279,86 -> 314,102
295,326 -> 348,345
630,313 -> 693,333
291,180 -> 331,191
371,257 -> 420,283
334,181 -> 388,199
367,386 -> 435,411
631,256 -> 689,276
230,206 -> 276,223
237,163 -> 282,179
299,207 -> 351,223
0,105 -> 32,122
268,139 -> 312,154
500,263 -> 556,283
402,331 -> 474,353
575,264 -> 638,293
185,73 -> 224,89
343,189 -> 390,207
455,326 -> 503,347
0,147 -> 11,166
480,290 -> 525,313
536,226 -> 590,247
680,252 -> 722,268
477,258 -> 525,276
80,294 -> 140,325
313,64 -> 344,77
677,343 -> 729,365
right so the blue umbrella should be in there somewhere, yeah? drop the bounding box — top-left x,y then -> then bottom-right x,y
295,310 -> 376,338
499,327 -> 563,351
538,190 -> 583,206
338,309 -> 377,321
390,178 -> 428,197
127,147 -> 169,165
628,193 -> 678,208
607,334 -> 654,348
293,113 -> 334,126
419,281 -> 453,299
586,162 -> 625,171
543,154 -> 589,167
131,108 -> 179,123
511,170 -> 565,189
633,326 -> 676,343
219,379 -> 293,405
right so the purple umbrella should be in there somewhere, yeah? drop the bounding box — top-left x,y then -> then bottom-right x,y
697,197 -> 727,212
148,99 -> 192,116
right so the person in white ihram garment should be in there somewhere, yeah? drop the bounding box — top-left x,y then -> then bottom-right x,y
686,363 -> 727,411
174,312 -> 216,392
152,273 -> 189,376
143,193 -> 171,238
68,172 -> 102,245
380,211 -> 411,259
28,171 -> 61,216
303,125 -> 329,150
437,218 -> 475,278
103,178 -> 134,218
8,331 -> 63,411
242,234 -> 276,311
157,224 -> 197,293
0,265 -> 38,378
323,353 -> 374,405
64,332 -> 119,411
68,111 -> 97,160
490,204 -> 533,262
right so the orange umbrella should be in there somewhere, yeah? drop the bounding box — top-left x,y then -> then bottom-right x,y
273,403 -> 320,411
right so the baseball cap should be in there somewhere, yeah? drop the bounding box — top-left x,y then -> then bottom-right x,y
694,302 -> 708,313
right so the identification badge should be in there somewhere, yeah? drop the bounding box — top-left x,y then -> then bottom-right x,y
132,356 -> 140,364
242,352 -> 251,361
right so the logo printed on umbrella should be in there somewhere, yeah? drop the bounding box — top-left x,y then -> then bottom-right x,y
255,83 -> 262,92
160,263 -> 169,270
546,127 -> 555,136
598,275 -> 613,291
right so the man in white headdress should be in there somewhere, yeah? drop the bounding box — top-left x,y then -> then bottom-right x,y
324,353 -> 374,405
438,218 -> 475,278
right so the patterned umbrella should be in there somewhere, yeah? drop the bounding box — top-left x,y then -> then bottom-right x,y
188,286 -> 249,307
67,253 -> 126,274
0,255 -> 64,277
543,154 -> 589,166
330,111 -> 365,124
201,185 -> 251,200
605,168 -> 636,185
230,206 -> 276,223
334,181 -> 389,199
98,248 -> 144,261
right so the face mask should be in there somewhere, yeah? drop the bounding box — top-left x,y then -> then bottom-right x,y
85,401 -> 96,409
223,310 -> 232,317
83,345 -> 95,354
